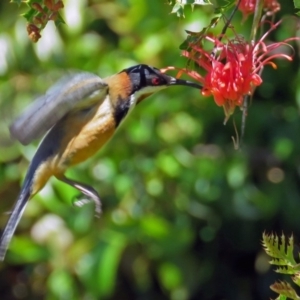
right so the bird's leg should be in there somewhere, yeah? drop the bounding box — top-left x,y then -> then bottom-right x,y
55,175 -> 102,217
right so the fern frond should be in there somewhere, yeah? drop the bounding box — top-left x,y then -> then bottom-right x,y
270,281 -> 300,300
287,234 -> 297,265
292,273 -> 300,287
262,232 -> 297,266
270,259 -> 293,266
275,266 -> 299,275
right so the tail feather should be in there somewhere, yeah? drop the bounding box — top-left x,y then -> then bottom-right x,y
0,184 -> 31,261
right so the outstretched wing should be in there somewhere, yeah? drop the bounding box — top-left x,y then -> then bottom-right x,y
10,72 -> 108,145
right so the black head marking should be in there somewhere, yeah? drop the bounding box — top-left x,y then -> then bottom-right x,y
122,64 -> 170,93
122,64 -> 202,94
113,96 -> 131,127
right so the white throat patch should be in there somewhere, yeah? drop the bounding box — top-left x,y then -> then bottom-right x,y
130,85 -> 167,106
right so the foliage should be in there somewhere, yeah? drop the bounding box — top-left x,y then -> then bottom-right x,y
0,1 -> 299,300
11,0 -> 64,42
263,233 -> 300,300
294,0 -> 300,15
168,0 -> 213,17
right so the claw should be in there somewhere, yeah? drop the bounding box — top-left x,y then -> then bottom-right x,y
56,175 -> 102,217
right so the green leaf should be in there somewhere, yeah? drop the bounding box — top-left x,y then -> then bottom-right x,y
55,12 -> 66,26
96,231 -> 127,297
171,3 -> 185,17
8,236 -> 49,263
171,3 -> 182,13
140,215 -> 171,238
179,15 -> 221,50
48,269 -> 77,299
294,0 -> 300,9
158,262 -> 182,291
22,8 -> 38,21
170,0 -> 212,17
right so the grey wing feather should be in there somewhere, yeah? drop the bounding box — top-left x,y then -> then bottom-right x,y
10,72 -> 108,145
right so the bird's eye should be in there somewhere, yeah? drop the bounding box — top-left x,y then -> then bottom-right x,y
151,77 -> 161,85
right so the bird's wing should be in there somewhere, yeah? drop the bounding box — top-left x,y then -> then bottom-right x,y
10,72 -> 108,145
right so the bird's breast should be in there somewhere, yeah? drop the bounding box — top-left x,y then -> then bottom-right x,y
59,96 -> 117,166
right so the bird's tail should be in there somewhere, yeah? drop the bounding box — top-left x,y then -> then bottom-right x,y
0,180 -> 31,261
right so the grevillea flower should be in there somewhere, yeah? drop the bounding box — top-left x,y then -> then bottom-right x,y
163,21 -> 296,122
237,0 -> 281,20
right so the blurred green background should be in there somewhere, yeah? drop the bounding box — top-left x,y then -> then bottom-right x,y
0,1 -> 299,299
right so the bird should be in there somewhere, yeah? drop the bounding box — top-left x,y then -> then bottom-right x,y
0,64 -> 202,260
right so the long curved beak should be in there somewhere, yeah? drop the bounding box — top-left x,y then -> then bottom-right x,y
167,76 -> 202,90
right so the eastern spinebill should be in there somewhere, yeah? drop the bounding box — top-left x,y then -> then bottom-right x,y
0,64 -> 202,260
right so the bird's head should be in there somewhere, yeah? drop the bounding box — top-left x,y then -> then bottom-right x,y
105,64 -> 202,104
124,64 -> 202,103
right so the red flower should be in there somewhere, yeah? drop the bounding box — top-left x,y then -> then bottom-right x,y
237,0 -> 280,20
164,21 -> 295,122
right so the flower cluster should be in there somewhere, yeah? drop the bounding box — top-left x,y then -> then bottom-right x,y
166,21 -> 295,122
237,0 -> 280,20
